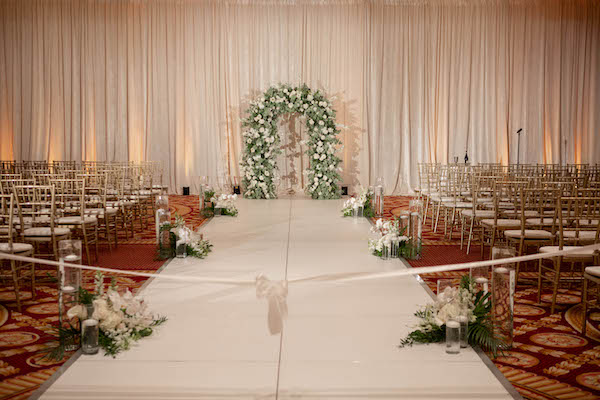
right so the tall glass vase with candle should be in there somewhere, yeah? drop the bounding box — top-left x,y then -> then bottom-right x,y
59,240 -> 83,351
491,246 -> 516,349
374,177 -> 384,217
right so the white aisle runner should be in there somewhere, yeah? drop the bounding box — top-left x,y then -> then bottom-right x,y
39,198 -> 516,400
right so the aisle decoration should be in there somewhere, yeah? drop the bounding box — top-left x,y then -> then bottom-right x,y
158,214 -> 213,259
211,193 -> 239,216
50,272 -> 167,358
201,188 -> 238,217
341,187 -> 375,218
368,218 -> 411,258
399,276 -> 504,356
240,83 -> 342,200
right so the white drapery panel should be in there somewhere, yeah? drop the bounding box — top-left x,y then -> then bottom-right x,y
0,0 -> 598,193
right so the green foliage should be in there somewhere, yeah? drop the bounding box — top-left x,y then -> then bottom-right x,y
78,286 -> 96,306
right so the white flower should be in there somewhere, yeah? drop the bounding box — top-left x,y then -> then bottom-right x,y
67,304 -> 88,320
309,119 -> 314,125
307,94 -> 313,101
318,120 -> 324,126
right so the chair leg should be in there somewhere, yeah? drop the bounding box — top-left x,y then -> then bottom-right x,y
537,258 -> 544,304
82,226 -> 91,264
467,217 -> 475,254
460,215 -> 465,249
582,276 -> 589,336
10,260 -> 21,312
550,258 -> 561,314
30,260 -> 36,300
434,202 -> 441,232
94,225 -> 99,260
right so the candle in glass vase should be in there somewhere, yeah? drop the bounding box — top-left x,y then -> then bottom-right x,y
62,285 -> 76,293
475,277 -> 489,294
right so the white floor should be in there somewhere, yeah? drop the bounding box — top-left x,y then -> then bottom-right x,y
39,198 -> 516,400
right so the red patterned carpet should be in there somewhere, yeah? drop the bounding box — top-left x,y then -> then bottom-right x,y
0,195 -> 206,400
382,196 -> 600,400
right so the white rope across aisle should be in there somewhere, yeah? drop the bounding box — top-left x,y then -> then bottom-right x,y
1,243 -> 598,287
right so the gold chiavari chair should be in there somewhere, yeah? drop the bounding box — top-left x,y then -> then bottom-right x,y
53,178 -> 99,262
0,194 -> 36,311
538,196 -> 600,314
80,173 -> 119,250
13,185 -> 71,260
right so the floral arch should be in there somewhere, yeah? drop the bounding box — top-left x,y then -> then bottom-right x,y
240,84 -> 342,200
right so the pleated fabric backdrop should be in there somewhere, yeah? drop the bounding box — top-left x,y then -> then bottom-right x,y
0,0 -> 599,193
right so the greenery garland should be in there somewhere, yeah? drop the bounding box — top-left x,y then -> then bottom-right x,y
240,84 -> 342,200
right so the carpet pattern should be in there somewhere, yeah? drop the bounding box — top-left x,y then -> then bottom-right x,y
0,195 -> 205,400
382,196 -> 600,400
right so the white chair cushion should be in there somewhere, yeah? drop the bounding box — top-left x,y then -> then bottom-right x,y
580,219 -> 599,227
503,210 -> 539,218
562,230 -> 598,240
526,218 -> 556,226
539,246 -> 598,258
504,229 -> 554,239
85,208 -> 118,216
461,210 -> 495,218
480,219 -> 522,228
24,227 -> 71,236
585,266 -> 600,278
57,216 -> 97,224
431,195 -> 453,202
0,242 -> 33,253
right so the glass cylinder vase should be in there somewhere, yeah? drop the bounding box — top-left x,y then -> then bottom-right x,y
176,242 -> 187,258
374,185 -> 384,217
156,209 -> 171,248
445,320 -> 461,354
81,319 -> 99,355
491,246 -> 516,349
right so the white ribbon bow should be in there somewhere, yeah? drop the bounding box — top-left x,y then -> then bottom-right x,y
255,274 -> 288,335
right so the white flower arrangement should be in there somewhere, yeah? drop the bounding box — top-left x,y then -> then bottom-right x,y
368,218 -> 410,258
341,187 -> 374,217
240,84 -> 342,200
66,272 -> 167,357
399,276 -> 504,355
160,214 -> 213,259
210,193 -> 238,217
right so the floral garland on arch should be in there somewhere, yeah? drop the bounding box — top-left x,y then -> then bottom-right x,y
240,84 -> 342,200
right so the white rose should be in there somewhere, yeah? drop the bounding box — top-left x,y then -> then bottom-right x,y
67,304 -> 88,320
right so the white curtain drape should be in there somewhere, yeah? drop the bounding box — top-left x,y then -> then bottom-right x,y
1,0 -> 598,193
